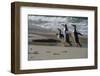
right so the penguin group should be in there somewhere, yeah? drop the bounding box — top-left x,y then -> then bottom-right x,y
57,24 -> 83,47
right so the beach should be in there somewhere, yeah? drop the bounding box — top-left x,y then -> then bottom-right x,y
28,45 -> 88,60
28,33 -> 88,60
28,15 -> 88,61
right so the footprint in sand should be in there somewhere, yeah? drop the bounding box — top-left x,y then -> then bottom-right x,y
62,50 -> 68,53
32,51 -> 39,54
46,51 -> 51,53
53,53 -> 60,55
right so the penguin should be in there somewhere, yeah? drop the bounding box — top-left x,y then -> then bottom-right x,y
57,28 -> 64,39
72,24 -> 83,47
63,24 -> 72,46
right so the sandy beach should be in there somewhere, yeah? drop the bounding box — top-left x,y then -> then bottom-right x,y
28,15 -> 88,61
28,33 -> 88,60
28,45 -> 88,60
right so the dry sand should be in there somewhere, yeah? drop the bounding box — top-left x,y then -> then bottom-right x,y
28,45 -> 88,60
28,33 -> 88,60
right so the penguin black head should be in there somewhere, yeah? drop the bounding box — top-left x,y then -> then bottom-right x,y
57,28 -> 61,31
62,24 -> 67,27
72,24 -> 76,28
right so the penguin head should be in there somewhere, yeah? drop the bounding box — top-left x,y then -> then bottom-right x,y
57,28 -> 61,32
72,24 -> 76,28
